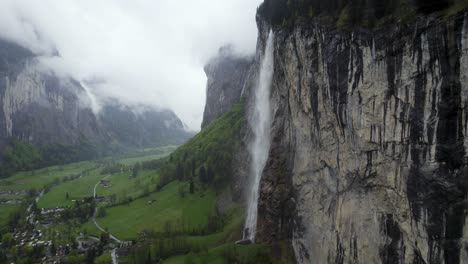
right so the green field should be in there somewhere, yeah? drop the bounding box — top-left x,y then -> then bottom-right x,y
0,145 -> 177,232
0,160 -> 100,231
0,161 -> 97,191
0,137 -> 273,263
95,181 -> 217,240
96,170 -> 159,203
37,167 -> 104,208
117,152 -> 170,166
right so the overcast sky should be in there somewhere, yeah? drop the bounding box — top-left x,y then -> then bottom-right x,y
0,0 -> 262,130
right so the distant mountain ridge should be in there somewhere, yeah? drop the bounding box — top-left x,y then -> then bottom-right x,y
0,38 -> 191,176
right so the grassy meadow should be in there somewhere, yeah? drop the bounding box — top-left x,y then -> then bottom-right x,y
95,181 -> 217,241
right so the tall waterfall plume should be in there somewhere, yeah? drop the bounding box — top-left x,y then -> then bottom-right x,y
244,30 -> 274,242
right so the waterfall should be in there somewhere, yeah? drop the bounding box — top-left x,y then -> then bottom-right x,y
80,81 -> 100,114
244,30 -> 274,242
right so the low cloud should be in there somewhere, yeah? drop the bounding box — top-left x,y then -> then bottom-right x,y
0,0 -> 262,130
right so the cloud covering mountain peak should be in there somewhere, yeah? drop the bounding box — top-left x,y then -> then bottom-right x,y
0,0 -> 262,130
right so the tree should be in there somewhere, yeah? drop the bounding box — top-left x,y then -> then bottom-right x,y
199,166 -> 207,184
132,162 -> 141,178
143,185 -> 150,197
31,201 -> 39,214
1,233 -> 13,248
178,184 -> 186,198
0,249 -> 6,263
145,250 -> 152,264
109,194 -> 117,204
206,165 -> 214,183
176,163 -> 184,180
86,247 -> 96,263
191,159 -> 196,178
97,207 -> 107,218
189,180 -> 195,194
100,232 -> 110,245
50,243 -> 56,256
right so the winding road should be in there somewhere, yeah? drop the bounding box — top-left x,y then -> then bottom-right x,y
92,175 -> 120,264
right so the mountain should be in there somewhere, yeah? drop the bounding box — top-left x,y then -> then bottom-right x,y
98,102 -> 189,148
0,40 -> 103,147
193,1 -> 468,263
248,1 -> 468,263
202,45 -> 254,128
0,38 -> 191,176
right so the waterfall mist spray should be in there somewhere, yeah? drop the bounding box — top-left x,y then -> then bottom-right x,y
244,30 -> 274,242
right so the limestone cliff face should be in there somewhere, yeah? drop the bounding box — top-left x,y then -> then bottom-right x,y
0,56 -> 104,147
252,12 -> 468,264
202,46 -> 253,128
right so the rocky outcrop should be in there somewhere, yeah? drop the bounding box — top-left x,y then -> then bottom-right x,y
202,45 -> 253,128
252,11 -> 468,264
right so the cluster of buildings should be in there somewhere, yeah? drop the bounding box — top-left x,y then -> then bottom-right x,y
13,229 -> 52,248
27,207 -> 66,226
0,189 -> 27,204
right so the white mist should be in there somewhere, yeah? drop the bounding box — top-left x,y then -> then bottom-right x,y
244,30 -> 274,242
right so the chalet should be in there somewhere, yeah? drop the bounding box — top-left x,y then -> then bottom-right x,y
100,180 -> 112,188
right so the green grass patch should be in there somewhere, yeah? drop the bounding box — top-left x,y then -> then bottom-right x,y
0,160 -> 97,191
80,220 -> 102,238
95,181 -> 217,241
94,251 -> 112,264
96,170 -> 159,203
38,168 -> 103,208
0,194 -> 24,200
185,207 -> 244,249
117,152 -> 171,166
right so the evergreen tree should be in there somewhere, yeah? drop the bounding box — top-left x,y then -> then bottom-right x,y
199,166 -> 207,184
176,163 -> 184,180
132,162 -> 141,178
146,250 -> 152,264
50,243 -> 56,256
191,159 -> 196,178
189,180 -> 195,194
86,247 -> 96,263
207,165 -> 214,183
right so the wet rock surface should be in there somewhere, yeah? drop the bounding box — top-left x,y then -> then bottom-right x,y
252,12 -> 468,264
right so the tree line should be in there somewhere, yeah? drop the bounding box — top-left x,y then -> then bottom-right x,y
258,0 -> 465,28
